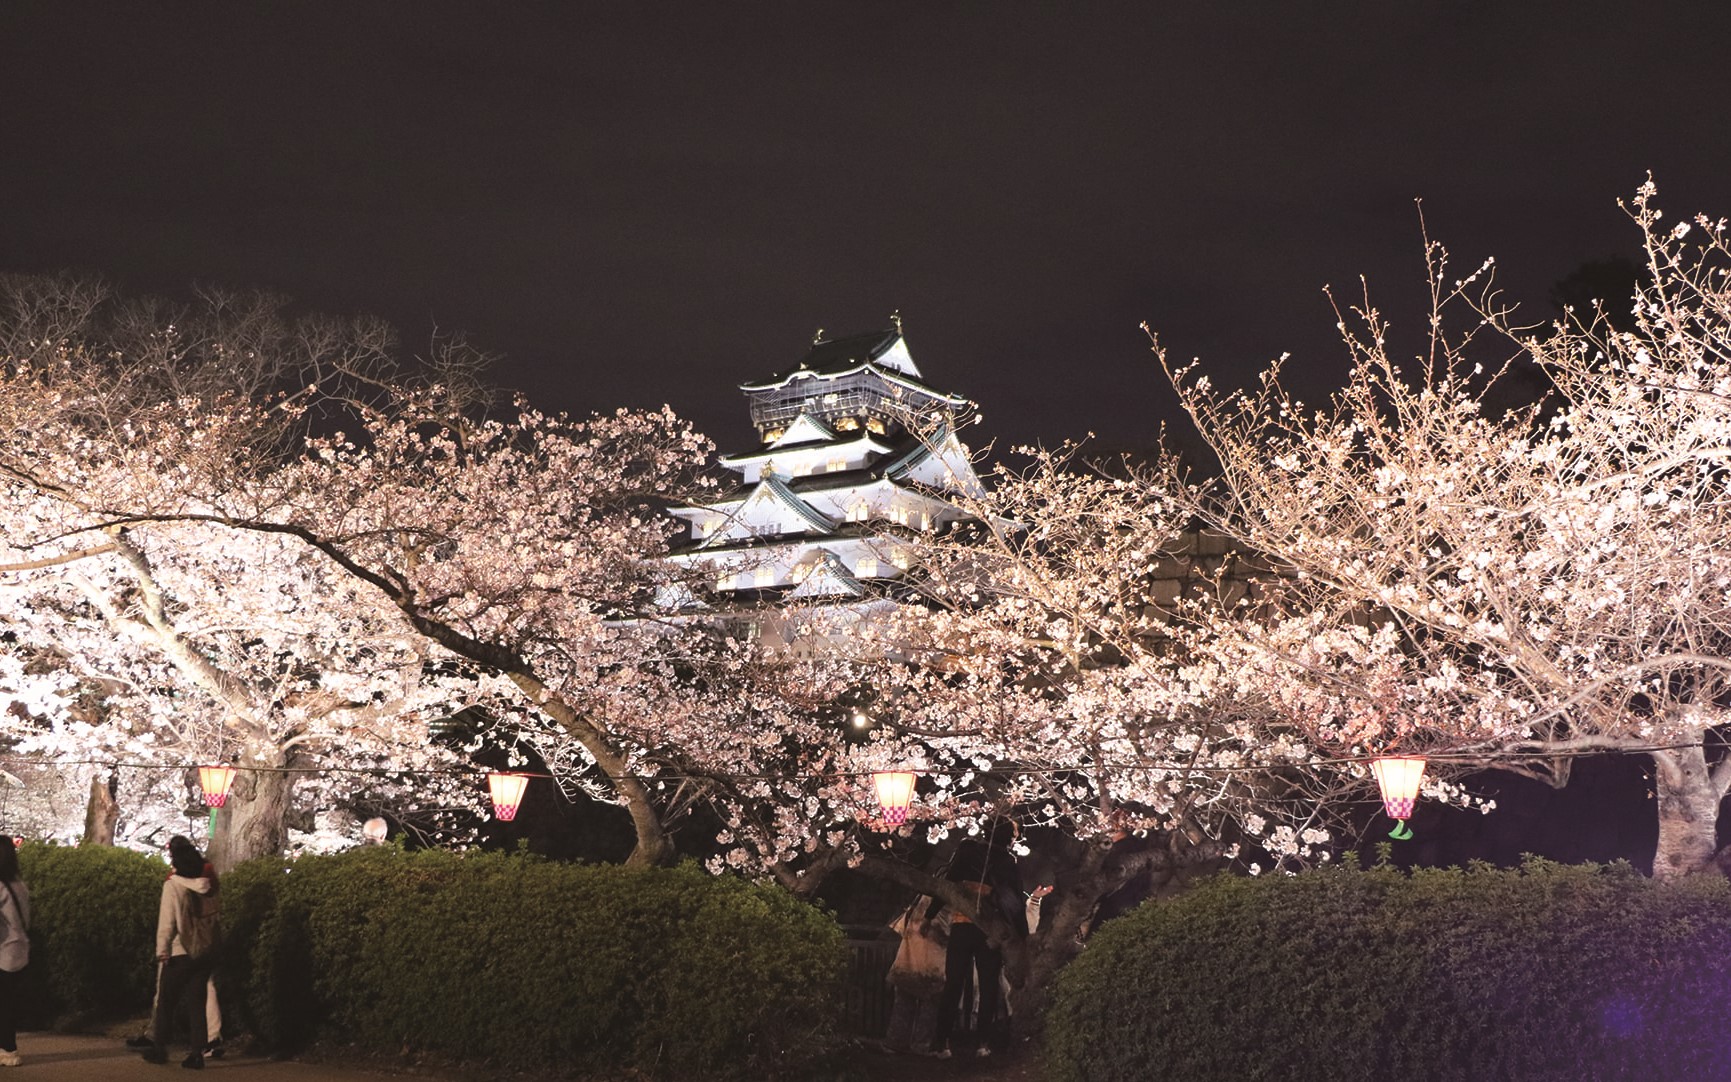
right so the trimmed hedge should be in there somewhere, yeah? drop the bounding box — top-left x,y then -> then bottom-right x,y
1045,859 -> 1731,1082
218,848 -> 846,1079
16,841 -> 163,1026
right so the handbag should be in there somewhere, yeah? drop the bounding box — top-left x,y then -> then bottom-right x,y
887,899 -> 946,995
0,882 -> 28,973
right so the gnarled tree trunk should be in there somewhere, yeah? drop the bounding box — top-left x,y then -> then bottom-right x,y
81,771 -> 118,846
207,757 -> 295,871
1649,743 -> 1727,880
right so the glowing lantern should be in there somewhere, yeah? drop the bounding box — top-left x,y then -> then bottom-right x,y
487,772 -> 531,821
198,766 -> 237,808
871,770 -> 917,825
1370,755 -> 1427,840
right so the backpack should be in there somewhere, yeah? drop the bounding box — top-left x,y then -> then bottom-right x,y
177,886 -> 222,961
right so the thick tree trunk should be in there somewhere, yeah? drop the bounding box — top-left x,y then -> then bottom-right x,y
1002,897 -> 1091,1029
208,760 -> 295,872
1649,744 -> 1724,880
81,772 -> 118,846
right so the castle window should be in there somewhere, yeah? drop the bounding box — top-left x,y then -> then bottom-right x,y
754,566 -> 775,588
856,557 -> 879,577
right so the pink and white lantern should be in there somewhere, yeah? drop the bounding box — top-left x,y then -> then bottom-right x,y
871,770 -> 918,825
487,772 -> 531,822
198,765 -> 237,808
1370,755 -> 1427,838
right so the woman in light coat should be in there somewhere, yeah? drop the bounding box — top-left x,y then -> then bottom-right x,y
0,839 -> 30,1068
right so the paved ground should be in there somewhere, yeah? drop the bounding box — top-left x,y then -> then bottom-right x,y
3,1032 -> 1051,1081
848,1047 -> 1044,1081
0,1033 -> 436,1080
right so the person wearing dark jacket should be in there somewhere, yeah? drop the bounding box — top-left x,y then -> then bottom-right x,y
923,829 -> 1025,1058
138,840 -> 220,1069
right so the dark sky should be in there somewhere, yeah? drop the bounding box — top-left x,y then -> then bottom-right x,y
3,3 -> 1730,456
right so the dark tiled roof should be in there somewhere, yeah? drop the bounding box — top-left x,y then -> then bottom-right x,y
794,330 -> 900,375
741,329 -> 945,394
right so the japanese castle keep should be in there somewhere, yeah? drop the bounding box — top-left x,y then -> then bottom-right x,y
664,326 -> 985,612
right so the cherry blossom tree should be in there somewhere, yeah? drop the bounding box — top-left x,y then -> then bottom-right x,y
0,279 -> 483,864
205,395 -> 718,866
1158,183 -> 1731,878
647,446 -> 1349,1019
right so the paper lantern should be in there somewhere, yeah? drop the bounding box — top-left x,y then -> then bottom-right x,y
488,772 -> 531,821
1370,755 -> 1427,840
871,770 -> 917,825
198,765 -> 237,808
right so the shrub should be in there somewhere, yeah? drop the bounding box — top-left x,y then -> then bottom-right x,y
219,848 -> 846,1079
1044,859 -> 1731,1082
15,841 -> 164,1025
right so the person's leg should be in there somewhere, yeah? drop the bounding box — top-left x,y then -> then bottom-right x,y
974,946 -> 1004,1053
930,924 -> 980,1053
181,961 -> 210,1050
0,967 -> 18,1057
173,959 -> 212,1068
203,977 -> 222,1054
128,961 -> 164,1048
149,958 -> 195,1060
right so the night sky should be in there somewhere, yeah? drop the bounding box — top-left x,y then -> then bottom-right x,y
4,3 -> 1731,459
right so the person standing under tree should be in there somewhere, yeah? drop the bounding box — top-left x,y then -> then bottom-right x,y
0,840 -> 29,1068
138,841 -> 220,1069
923,825 -> 1027,1059
127,837 -> 225,1060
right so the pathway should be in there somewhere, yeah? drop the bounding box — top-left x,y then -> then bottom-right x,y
2,1033 -> 441,1080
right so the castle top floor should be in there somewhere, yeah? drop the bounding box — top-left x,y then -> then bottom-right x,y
739,329 -> 971,444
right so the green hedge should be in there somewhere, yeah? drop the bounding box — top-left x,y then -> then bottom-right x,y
16,842 -> 163,1026
219,848 -> 846,1079
1045,859 -> 1731,1082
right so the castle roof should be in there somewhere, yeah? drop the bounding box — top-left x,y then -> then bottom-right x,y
739,329 -> 967,405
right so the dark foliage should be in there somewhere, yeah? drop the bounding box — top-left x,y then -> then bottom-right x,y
14,842 -> 163,1026
219,847 -> 846,1079
1045,859 -> 1731,1082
